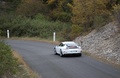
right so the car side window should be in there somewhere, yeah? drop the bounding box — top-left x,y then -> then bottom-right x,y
59,43 -> 64,47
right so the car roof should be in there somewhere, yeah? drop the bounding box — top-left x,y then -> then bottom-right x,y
62,41 -> 76,44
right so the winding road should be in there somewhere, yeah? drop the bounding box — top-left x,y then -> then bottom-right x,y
6,40 -> 120,78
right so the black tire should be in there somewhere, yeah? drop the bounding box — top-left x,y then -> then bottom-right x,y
78,53 -> 82,57
54,48 -> 57,55
60,50 -> 63,57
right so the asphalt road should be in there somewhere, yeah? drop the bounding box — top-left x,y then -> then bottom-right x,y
5,40 -> 120,78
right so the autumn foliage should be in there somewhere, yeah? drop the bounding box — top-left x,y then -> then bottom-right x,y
0,0 -> 120,40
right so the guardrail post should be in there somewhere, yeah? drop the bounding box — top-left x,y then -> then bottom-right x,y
53,32 -> 56,42
7,30 -> 10,38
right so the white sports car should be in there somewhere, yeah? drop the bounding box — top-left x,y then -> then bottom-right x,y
54,41 -> 82,57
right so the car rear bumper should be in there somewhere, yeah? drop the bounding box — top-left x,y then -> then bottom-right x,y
63,53 -> 82,57
62,49 -> 82,55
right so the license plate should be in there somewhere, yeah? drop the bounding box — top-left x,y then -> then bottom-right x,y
71,50 -> 77,52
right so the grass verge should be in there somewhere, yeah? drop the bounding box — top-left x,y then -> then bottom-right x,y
10,37 -> 60,45
11,50 -> 40,78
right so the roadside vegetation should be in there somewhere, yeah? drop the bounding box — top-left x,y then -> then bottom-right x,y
0,13 -> 71,41
0,0 -> 120,41
0,41 -> 39,78
1,0 -> 120,77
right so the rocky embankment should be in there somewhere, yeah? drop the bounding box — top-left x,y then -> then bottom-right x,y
75,22 -> 120,65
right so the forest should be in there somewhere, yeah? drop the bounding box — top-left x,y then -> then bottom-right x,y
0,0 -> 120,40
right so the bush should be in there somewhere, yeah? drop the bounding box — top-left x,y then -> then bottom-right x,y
0,12 -> 71,40
16,0 -> 48,17
113,4 -> 120,32
0,30 -> 1,36
93,15 -> 110,29
113,5 -> 120,24
70,25 -> 84,40
49,11 -> 72,22
0,41 -> 18,77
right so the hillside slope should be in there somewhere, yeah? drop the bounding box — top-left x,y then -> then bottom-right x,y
75,22 -> 120,65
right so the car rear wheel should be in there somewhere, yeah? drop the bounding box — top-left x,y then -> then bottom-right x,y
60,50 -> 63,57
54,48 -> 57,55
78,53 -> 82,57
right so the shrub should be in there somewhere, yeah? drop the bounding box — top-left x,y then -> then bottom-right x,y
0,30 -> 1,36
113,5 -> 120,24
113,4 -> 120,32
70,25 -> 84,40
0,12 -> 71,41
16,0 -> 48,17
93,15 -> 110,30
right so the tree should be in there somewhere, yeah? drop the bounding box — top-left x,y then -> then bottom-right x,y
70,0 -> 110,39
0,0 -> 21,11
16,0 -> 48,17
47,0 -> 73,22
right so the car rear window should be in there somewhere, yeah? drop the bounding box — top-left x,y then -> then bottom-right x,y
66,43 -> 78,49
